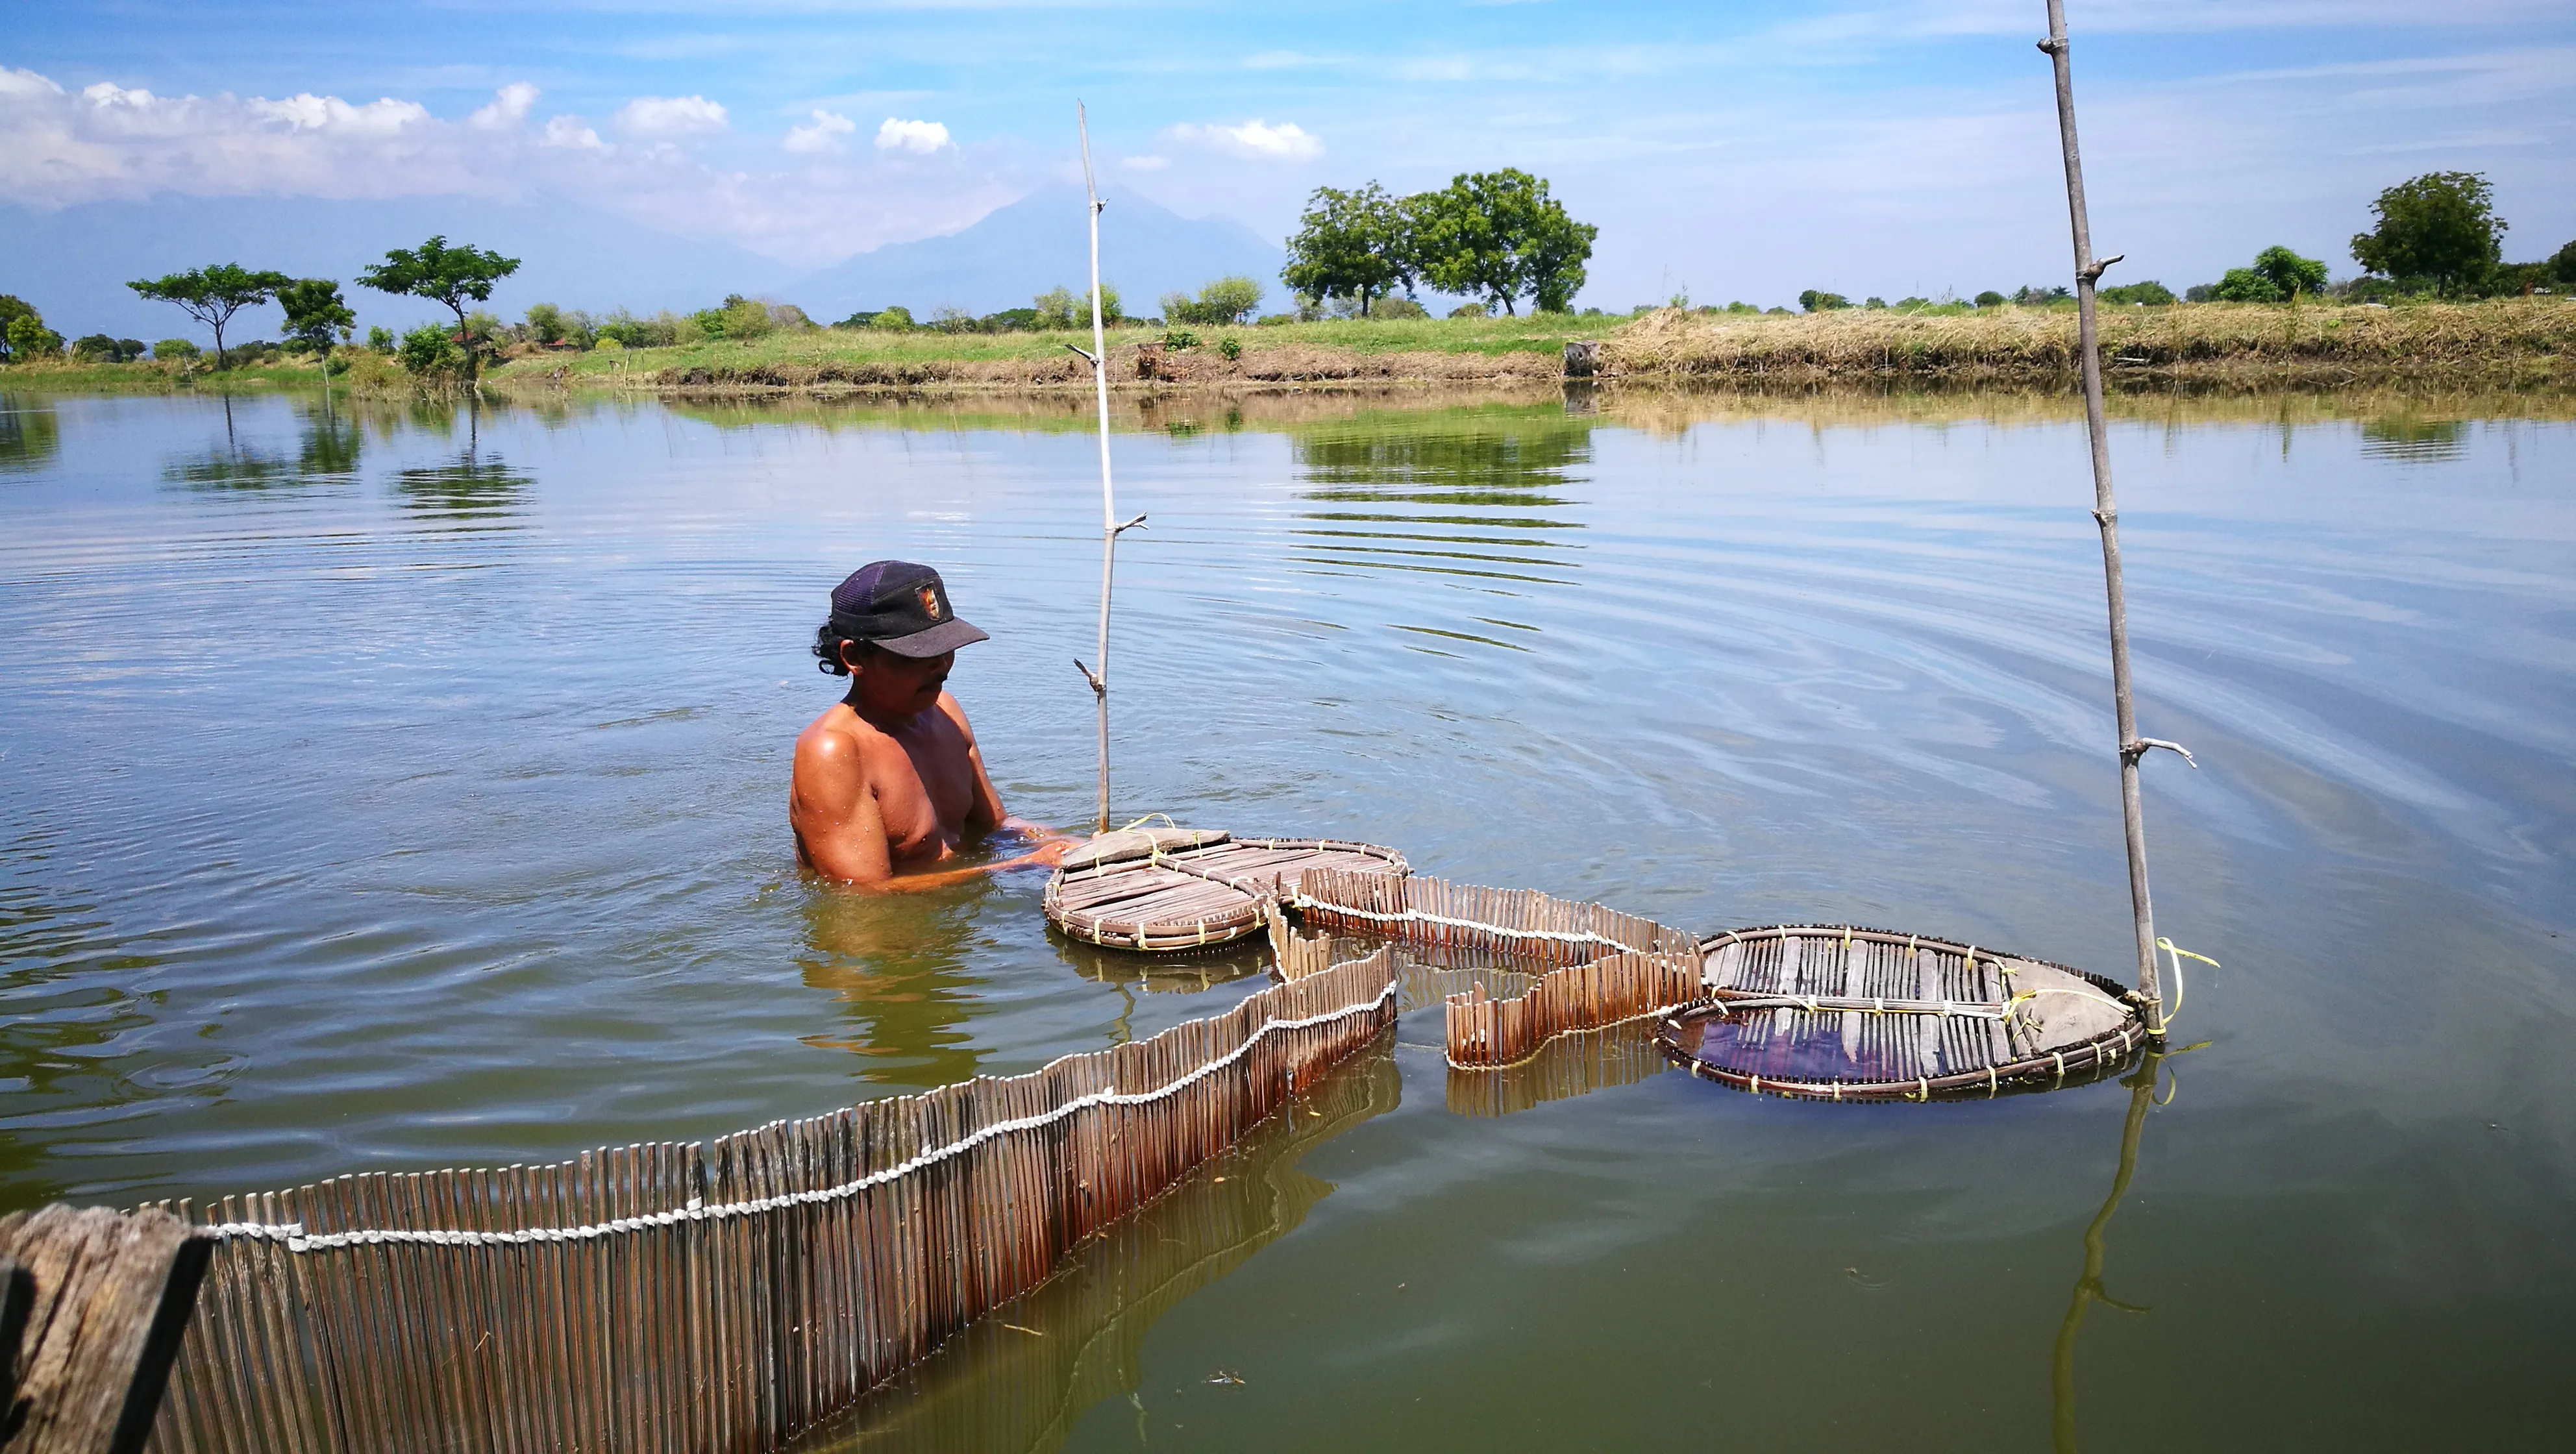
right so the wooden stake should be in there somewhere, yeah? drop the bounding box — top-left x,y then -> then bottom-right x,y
1071,103 -> 1144,836
2042,0 -> 2162,1016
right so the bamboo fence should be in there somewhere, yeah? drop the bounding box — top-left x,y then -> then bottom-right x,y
139,953 -> 1400,1454
1288,870 -> 1703,1070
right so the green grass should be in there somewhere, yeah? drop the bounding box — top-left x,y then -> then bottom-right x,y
490,313 -> 1629,384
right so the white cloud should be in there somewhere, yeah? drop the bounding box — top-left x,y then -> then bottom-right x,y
1165,119 -> 1322,162
467,82 -> 539,131
784,108 -> 857,154
2,67 -> 66,100
247,92 -> 431,134
614,94 -> 728,138
874,117 -> 951,154
542,114 -> 604,151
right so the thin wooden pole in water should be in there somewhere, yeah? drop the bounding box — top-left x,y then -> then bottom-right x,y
1071,103 -> 1143,837
2042,0 -> 2162,1017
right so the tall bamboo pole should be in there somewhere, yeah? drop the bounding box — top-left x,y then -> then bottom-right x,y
2042,0 -> 2161,1017
1072,104 -> 1142,835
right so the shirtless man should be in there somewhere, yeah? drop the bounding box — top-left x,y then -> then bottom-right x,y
790,561 -> 1076,889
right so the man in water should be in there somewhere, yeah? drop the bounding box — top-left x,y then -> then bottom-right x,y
791,561 -> 1076,889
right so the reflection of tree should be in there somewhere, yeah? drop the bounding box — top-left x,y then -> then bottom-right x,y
1287,405 -> 1594,612
0,395 -> 61,474
2051,1050 -> 2172,1453
297,399 -> 362,477
391,452 -> 530,522
794,887 -> 998,1090
2359,415 -> 2467,462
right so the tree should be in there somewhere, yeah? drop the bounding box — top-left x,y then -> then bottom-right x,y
2098,280 -> 2175,306
357,236 -> 522,377
127,264 -> 292,368
2552,238 -> 2576,288
1162,275 -> 1265,326
2251,245 -> 2328,300
2350,171 -> 2503,296
0,295 -> 63,363
277,278 -> 356,356
1032,286 -> 1117,330
1973,290 -> 2007,308
2211,267 -> 2283,303
1408,169 -> 1597,315
1798,290 -> 1852,312
1282,183 -> 1412,318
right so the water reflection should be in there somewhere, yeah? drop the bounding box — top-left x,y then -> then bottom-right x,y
2358,415 -> 2468,462
1054,935 -> 1272,998
794,1036 -> 1400,1453
1289,408 -> 1591,649
794,886 -> 998,1089
0,396 -> 60,475
2050,1050 -> 2171,1453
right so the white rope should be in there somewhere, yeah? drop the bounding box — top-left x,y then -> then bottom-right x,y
1291,895 -> 1647,954
203,981 -> 1399,1253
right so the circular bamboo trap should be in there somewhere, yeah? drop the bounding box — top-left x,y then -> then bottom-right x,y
1653,924 -> 2151,1102
1043,828 -> 1409,952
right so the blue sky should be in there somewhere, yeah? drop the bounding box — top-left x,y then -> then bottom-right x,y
5,0 -> 2571,308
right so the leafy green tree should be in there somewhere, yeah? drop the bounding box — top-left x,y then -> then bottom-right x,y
397,323 -> 467,379
874,304 -> 918,332
6,315 -> 64,362
1798,290 -> 1852,312
521,302 -> 569,345
277,278 -> 356,356
2251,245 -> 2329,300
70,334 -> 123,362
1408,170 -> 1596,315
1163,275 -> 1265,326
2350,172 -> 2503,295
127,264 -> 292,368
2098,280 -> 2176,306
154,338 -> 201,362
357,236 -> 523,377
0,295 -> 40,361
2551,238 -> 2576,288
2211,268 -> 2284,303
1973,290 -> 2006,308
1282,183 -> 1412,318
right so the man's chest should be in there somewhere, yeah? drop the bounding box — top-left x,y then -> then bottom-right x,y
871,738 -> 974,852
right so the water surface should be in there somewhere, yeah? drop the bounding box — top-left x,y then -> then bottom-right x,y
2,385 -> 2570,1449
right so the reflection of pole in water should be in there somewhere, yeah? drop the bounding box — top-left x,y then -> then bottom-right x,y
2051,1052 -> 2163,1453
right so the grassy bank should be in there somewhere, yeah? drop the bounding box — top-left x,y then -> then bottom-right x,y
1605,297 -> 2576,381
9,300 -> 2566,399
488,314 -> 1623,391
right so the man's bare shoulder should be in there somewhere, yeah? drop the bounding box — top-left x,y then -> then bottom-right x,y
934,690 -> 978,741
794,704 -> 893,776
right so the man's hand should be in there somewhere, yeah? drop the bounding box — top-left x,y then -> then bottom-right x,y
1019,838 -> 1078,870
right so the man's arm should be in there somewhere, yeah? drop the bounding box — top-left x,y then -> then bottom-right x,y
939,692 -> 1061,843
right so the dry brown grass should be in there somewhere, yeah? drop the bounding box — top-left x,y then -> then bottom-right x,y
1603,299 -> 2576,380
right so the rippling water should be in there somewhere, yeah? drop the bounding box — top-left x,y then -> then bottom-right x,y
3,386 -> 2570,1448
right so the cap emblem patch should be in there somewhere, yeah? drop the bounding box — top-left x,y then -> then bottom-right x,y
917,584 -> 943,620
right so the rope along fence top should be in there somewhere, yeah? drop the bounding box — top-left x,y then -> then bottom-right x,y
197,979 -> 1398,1253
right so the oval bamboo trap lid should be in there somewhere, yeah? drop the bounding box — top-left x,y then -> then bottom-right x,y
1653,924 -> 2150,1101
1043,828 -> 1409,953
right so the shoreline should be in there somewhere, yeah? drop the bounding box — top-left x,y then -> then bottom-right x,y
6,299 -> 2567,399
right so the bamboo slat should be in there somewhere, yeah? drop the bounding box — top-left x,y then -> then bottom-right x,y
146,952 -> 1400,1454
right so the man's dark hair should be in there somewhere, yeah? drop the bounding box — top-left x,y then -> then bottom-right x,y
813,621 -> 888,676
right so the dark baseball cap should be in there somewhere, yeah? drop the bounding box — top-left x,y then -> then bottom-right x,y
828,561 -> 989,659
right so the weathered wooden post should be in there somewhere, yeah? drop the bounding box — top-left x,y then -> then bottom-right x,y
1069,102 -> 1147,835
2041,0 -> 2185,1022
0,1205 -> 211,1454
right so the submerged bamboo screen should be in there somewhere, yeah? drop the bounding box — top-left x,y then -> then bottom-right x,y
142,953 -> 1400,1454
1293,869 -> 1696,968
1285,869 -> 1705,1070
1443,952 -> 1702,1069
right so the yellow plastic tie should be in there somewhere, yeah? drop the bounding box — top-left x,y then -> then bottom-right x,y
2149,937 -> 2220,1035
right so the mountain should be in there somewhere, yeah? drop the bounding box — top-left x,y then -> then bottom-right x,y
789,186 -> 1285,322
1,195 -> 800,342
